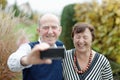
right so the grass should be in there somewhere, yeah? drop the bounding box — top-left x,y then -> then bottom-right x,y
16,23 -> 38,41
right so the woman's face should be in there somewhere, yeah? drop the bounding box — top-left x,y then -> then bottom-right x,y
73,28 -> 92,53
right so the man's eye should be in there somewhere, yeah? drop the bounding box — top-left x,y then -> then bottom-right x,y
42,26 -> 49,29
51,26 -> 57,29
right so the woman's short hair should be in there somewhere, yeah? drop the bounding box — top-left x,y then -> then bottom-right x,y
71,22 -> 95,41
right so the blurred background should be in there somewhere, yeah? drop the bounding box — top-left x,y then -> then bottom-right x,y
7,0 -> 94,15
0,0 -> 120,80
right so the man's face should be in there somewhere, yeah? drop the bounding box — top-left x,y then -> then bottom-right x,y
38,20 -> 61,46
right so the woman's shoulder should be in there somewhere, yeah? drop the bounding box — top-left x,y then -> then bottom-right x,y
97,52 -> 107,59
64,49 -> 74,60
66,49 -> 75,53
66,49 -> 72,52
94,51 -> 110,63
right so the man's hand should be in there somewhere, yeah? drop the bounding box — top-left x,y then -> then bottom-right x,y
21,43 -> 52,66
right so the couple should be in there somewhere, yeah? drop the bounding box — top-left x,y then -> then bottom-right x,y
7,13 -> 113,80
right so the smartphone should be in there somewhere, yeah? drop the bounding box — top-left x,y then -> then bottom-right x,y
40,47 -> 65,59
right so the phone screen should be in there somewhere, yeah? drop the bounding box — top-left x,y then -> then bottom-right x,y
40,47 -> 65,59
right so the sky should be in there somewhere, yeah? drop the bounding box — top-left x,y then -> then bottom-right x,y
7,0 -> 100,15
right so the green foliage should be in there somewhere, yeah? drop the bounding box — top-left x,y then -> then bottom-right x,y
0,0 -> 7,9
10,2 -> 33,19
110,60 -> 120,80
60,4 -> 76,49
74,0 -> 120,64
16,23 -> 38,41
12,2 -> 21,17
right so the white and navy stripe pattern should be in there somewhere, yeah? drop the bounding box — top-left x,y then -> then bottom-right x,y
63,49 -> 113,80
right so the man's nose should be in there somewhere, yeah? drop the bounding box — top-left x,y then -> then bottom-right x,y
48,27 -> 53,33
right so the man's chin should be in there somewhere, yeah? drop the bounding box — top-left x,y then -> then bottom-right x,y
47,41 -> 55,46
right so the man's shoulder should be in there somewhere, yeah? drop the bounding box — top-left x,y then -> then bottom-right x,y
28,41 -> 39,48
28,40 -> 64,48
29,41 -> 39,44
55,40 -> 64,47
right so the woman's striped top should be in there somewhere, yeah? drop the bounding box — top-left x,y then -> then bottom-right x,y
63,49 -> 113,80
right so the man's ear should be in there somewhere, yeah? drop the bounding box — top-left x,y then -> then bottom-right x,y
37,27 -> 40,33
59,26 -> 62,35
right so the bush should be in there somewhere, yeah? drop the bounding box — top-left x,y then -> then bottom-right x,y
74,0 -> 120,64
0,0 -> 7,9
60,4 -> 76,49
0,9 -> 21,80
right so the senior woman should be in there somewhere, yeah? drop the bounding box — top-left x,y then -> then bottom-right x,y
63,22 -> 113,80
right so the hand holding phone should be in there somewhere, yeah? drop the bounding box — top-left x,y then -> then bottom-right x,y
40,47 -> 65,59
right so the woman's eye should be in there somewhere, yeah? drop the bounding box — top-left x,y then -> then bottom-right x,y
75,35 -> 80,39
83,36 -> 88,39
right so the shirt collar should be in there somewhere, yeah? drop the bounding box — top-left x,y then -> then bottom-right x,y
38,38 -> 57,48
